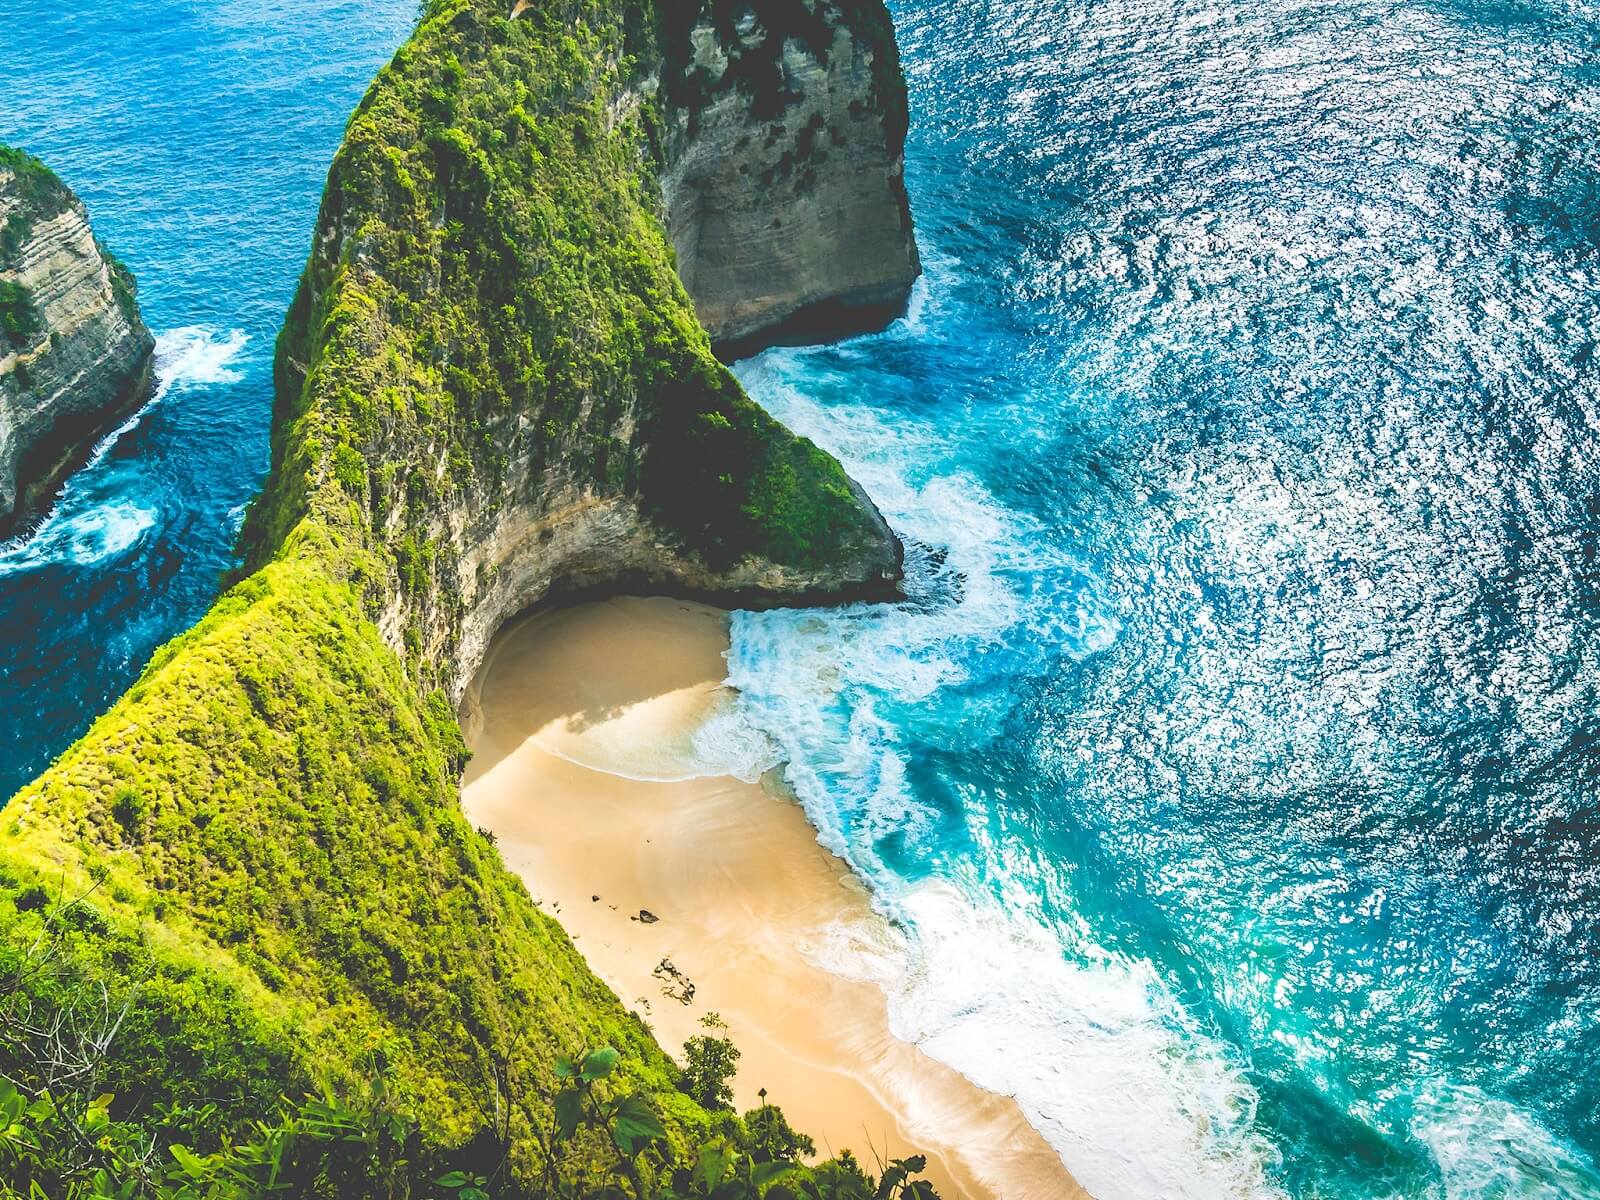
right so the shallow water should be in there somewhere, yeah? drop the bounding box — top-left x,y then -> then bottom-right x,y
5,0 -> 1600,1195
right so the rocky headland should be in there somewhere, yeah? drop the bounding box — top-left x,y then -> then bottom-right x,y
2,0 -> 934,1192
247,0 -> 918,704
0,145 -> 153,539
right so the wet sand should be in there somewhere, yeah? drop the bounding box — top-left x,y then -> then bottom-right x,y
460,596 -> 1086,1200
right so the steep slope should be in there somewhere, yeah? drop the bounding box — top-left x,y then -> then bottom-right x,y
2,0 -> 913,1185
241,0 -> 909,702
0,145 -> 153,538
658,0 -> 921,353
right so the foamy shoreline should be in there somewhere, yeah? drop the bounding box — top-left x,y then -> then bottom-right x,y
459,596 -> 1086,1200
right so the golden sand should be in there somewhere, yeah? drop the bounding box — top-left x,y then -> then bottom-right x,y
460,596 -> 1086,1200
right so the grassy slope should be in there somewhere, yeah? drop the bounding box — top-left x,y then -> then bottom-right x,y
1,0 -> 895,1180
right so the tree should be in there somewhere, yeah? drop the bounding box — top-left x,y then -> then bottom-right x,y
677,1013 -> 739,1112
741,1093 -> 814,1164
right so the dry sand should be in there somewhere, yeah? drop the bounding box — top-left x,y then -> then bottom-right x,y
460,596 -> 1087,1200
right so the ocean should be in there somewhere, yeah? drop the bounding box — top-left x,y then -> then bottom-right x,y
5,0 -> 1599,1196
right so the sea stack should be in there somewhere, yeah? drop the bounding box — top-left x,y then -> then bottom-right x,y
0,144 -> 154,539
659,0 -> 921,356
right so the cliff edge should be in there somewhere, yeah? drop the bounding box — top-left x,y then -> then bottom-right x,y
0,145 -> 154,538
3,0 -> 915,1187
243,0 -> 910,704
659,0 -> 921,355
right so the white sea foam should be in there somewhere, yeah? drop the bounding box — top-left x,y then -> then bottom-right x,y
1411,1082 -> 1600,1199
0,326 -> 247,571
706,358 -> 1285,1198
153,325 -> 249,393
713,677 -> 1290,1199
878,883 -> 1287,1200
686,693 -> 783,783
82,325 -> 248,471
0,499 -> 158,574
708,350 -> 1600,1199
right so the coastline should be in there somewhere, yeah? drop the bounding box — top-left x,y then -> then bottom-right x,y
460,596 -> 1087,1200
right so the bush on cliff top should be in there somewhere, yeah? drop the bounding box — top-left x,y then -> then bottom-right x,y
0,143 -> 69,215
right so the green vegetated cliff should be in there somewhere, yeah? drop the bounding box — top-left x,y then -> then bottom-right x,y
1,0 -> 916,1194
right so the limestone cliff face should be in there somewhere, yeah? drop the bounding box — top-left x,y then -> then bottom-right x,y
0,147 -> 153,538
248,0 -> 912,704
659,0 -> 921,354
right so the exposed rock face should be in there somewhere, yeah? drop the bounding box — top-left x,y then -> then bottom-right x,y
659,0 -> 921,355
0,146 -> 153,538
249,0 -> 913,705
444,475 -> 898,705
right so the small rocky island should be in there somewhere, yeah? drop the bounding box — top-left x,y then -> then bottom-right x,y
0,144 -> 153,539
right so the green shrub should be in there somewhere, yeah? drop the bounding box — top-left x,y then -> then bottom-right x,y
677,1015 -> 740,1113
0,279 -> 40,347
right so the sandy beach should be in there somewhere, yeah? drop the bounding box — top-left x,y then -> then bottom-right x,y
460,596 -> 1086,1200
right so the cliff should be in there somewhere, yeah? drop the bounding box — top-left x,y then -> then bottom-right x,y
1,0 -> 914,1189
0,145 -> 154,539
658,0 -> 921,355
242,0 -> 909,704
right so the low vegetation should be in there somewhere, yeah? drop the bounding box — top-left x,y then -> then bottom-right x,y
0,891 -> 938,1198
1,143 -> 67,348
0,280 -> 40,348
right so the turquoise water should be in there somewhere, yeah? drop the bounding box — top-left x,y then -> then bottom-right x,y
6,0 -> 1600,1196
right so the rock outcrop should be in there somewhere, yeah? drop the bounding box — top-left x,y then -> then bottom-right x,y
0,145 -> 153,538
659,0 -> 921,356
247,0 -> 912,703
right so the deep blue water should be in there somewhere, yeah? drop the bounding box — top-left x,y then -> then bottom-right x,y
6,0 -> 1600,1196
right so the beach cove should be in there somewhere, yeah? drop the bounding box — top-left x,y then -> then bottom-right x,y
460,597 -> 1085,1200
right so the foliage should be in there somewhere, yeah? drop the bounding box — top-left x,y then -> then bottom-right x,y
99,246 -> 141,327
495,1038 -> 942,1200
0,143 -> 69,217
0,902 -> 940,1200
3,550 -> 680,1180
0,213 -> 30,271
677,1014 -> 739,1113
0,1081 -> 415,1200
740,1101 -> 814,1165
0,279 -> 40,348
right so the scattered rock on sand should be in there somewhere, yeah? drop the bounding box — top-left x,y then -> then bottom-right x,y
653,957 -> 695,1004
